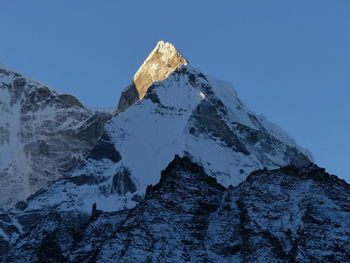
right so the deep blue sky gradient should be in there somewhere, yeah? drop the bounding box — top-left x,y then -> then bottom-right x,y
1,1 -> 349,181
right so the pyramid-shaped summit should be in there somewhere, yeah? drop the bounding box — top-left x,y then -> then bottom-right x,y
117,41 -> 188,112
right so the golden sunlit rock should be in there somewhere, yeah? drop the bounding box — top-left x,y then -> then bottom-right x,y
117,41 -> 188,112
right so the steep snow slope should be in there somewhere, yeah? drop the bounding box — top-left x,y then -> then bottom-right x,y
3,156 -> 349,263
0,66 -> 111,209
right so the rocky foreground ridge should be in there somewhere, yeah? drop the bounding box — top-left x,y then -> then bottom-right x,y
2,156 -> 350,263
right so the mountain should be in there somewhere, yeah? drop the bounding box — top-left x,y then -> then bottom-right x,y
0,41 -> 311,215
3,156 -> 350,262
0,66 -> 112,209
1,41 -> 346,262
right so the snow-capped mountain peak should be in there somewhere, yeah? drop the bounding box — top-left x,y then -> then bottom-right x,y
117,41 -> 188,112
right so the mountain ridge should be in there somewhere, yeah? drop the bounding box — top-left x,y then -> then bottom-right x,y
0,41 -> 312,215
1,41 -> 344,262
0,65 -> 112,209
3,156 -> 349,262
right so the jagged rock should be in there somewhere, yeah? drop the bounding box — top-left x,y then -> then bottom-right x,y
87,133 -> 121,162
112,167 -> 136,195
3,157 -> 349,262
0,66 -> 112,209
117,40 -> 188,112
189,100 -> 249,154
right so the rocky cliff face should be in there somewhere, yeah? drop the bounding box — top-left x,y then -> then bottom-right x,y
0,66 -> 111,209
3,156 -> 349,263
117,41 -> 188,112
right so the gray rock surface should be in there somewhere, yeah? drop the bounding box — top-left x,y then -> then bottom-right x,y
2,156 -> 349,262
0,66 -> 111,209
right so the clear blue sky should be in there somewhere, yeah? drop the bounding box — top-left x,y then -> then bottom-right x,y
1,1 -> 349,182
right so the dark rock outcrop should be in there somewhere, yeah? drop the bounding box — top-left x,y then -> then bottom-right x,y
88,133 -> 121,162
112,167 -> 136,195
3,157 -> 349,262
